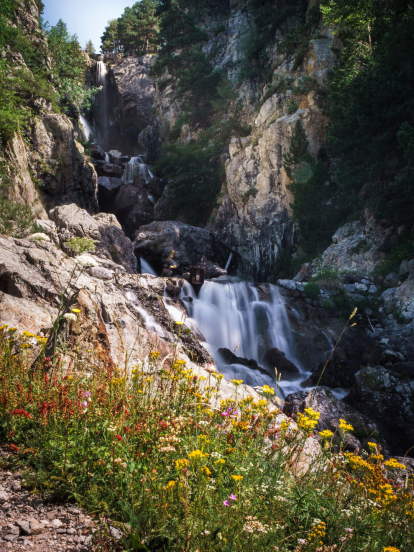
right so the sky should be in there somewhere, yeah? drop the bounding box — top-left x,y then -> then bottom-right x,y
42,0 -> 133,53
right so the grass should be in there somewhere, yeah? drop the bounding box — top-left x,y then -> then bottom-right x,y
0,322 -> 413,551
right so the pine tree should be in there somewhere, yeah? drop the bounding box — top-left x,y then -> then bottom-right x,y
283,120 -> 310,179
85,40 -> 95,56
100,20 -> 121,54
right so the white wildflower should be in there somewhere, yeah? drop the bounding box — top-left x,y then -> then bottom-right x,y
75,254 -> 99,267
64,313 -> 77,322
29,233 -> 50,243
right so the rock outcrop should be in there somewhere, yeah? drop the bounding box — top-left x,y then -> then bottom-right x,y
133,220 -> 232,275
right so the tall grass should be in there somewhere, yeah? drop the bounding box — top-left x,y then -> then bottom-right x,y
0,324 -> 413,551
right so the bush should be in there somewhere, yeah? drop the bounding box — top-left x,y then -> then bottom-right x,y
304,281 -> 321,300
0,327 -> 413,551
65,237 -> 96,255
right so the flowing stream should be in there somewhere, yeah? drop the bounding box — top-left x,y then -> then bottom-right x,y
123,156 -> 154,184
165,278 -> 309,399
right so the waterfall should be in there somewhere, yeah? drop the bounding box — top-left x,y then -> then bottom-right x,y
176,278 -> 307,397
79,114 -> 93,142
105,152 -> 110,163
140,258 -> 157,276
96,59 -> 109,150
123,156 -> 153,184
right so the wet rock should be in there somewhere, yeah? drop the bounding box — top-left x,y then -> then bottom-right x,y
89,145 -> 106,161
87,267 -> 114,280
108,150 -> 123,163
96,163 -> 124,178
263,348 -> 300,380
217,348 -> 270,377
134,220 -> 232,275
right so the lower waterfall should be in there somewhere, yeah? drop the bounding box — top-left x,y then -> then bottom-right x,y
165,278 -> 309,400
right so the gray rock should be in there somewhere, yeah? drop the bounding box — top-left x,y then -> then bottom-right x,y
51,519 -> 63,529
277,279 -> 297,291
29,520 -> 45,534
134,221 -> 231,275
384,272 -> 400,288
87,267 -> 114,280
109,526 -> 122,540
354,283 -> 367,292
0,491 -> 9,504
16,520 -> 31,535
263,348 -> 300,380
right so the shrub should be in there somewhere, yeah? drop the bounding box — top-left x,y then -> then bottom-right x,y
243,188 -> 258,198
65,237 -> 96,255
304,281 -> 321,300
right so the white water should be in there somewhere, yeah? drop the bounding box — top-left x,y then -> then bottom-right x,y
96,60 -> 109,150
79,114 -> 93,141
105,153 -> 110,163
179,278 -> 308,396
140,258 -> 157,276
123,156 -> 153,184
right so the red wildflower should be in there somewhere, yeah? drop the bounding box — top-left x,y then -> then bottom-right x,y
9,444 -> 19,453
115,435 -> 122,441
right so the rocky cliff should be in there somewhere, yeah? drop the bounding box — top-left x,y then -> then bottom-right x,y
3,0 -> 99,218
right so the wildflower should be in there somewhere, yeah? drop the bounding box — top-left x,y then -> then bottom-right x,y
63,313 -> 77,322
114,458 -> 122,464
231,475 -> 243,482
229,494 -> 237,501
201,466 -> 211,477
319,430 -> 333,440
81,401 -> 88,408
165,481 -> 176,489
383,548 -> 400,552
188,449 -> 208,460
107,424 -> 116,432
339,419 -> 354,433
384,459 -> 406,471
221,412 -> 229,417
201,530 -> 210,535
349,307 -> 358,319
72,308 -> 81,314
115,435 -> 122,441
120,462 -> 127,469
223,500 -> 230,506
83,391 -> 91,398
243,517 -> 268,534
175,321 -> 184,325
231,379 -> 243,385
175,459 -> 190,470
368,442 -> 378,453
260,384 -> 275,396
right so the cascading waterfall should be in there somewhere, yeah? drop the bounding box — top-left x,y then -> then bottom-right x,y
96,59 -> 109,150
140,258 -> 157,276
79,114 -> 93,142
123,156 -> 154,184
165,278 -> 308,398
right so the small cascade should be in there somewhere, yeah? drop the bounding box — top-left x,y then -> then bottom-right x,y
96,58 -> 109,150
79,114 -> 93,141
140,258 -> 157,276
178,278 -> 307,397
123,156 -> 154,184
105,152 -> 110,163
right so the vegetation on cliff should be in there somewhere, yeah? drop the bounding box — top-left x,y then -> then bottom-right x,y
1,323 -> 413,551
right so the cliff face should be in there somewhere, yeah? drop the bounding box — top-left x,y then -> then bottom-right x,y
139,0 -> 338,279
4,0 -> 99,219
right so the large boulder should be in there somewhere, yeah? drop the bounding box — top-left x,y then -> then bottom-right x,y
133,221 -> 232,275
98,176 -> 123,212
49,204 -> 137,273
263,348 -> 300,380
112,185 -> 154,238
284,388 -> 386,453
348,365 -> 414,456
217,348 -> 270,377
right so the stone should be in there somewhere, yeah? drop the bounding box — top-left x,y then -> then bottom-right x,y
94,162 -> 123,178
109,526 -> 122,540
263,348 -> 300,380
108,150 -> 123,162
51,519 -> 63,529
16,520 -> 31,535
29,520 -> 45,535
87,267 -> 114,280
217,348 -> 270,378
0,491 -> 10,504
384,272 -> 400,288
97,177 -> 123,212
277,279 -> 297,291
133,221 -> 231,275
112,185 -> 154,238
49,203 -> 137,273
89,145 -> 106,161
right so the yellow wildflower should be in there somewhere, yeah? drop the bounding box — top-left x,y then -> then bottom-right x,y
231,379 -> 243,386
319,430 -> 333,440
260,384 -> 275,396
339,419 -> 354,433
188,449 -> 208,460
384,459 -> 406,471
72,308 -> 81,314
231,475 -> 243,482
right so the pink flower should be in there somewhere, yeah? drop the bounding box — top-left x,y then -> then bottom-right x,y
221,412 -> 229,417
229,494 -> 237,501
83,391 -> 91,398
223,500 -> 230,507
81,401 -> 88,408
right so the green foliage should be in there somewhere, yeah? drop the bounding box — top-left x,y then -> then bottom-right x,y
284,120 -> 350,255
46,20 -> 99,110
115,0 -> 159,55
269,248 -> 294,281
374,238 -> 414,277
85,40 -> 95,56
311,266 -> 341,290
65,237 -> 96,255
331,289 -> 355,319
155,139 -> 223,224
286,99 -> 298,115
243,188 -> 258,198
320,0 -> 414,231
304,281 -> 321,300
